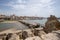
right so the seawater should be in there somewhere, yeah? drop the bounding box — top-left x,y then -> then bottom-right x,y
0,19 -> 60,31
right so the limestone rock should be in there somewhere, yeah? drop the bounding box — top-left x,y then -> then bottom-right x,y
44,15 -> 60,33
25,36 -> 42,40
41,32 -> 60,40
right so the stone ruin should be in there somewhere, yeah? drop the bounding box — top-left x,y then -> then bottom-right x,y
43,15 -> 60,33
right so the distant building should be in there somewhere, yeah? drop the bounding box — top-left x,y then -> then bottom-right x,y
0,14 -> 44,20
10,14 -> 20,20
0,15 -> 10,20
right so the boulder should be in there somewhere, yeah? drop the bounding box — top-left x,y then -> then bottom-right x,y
22,31 -> 28,40
43,15 -> 60,33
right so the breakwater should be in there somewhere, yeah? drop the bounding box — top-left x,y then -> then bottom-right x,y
19,20 -> 40,28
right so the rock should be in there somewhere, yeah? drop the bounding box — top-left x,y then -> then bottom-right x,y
43,15 -> 60,33
41,32 -> 60,40
22,31 -> 28,40
0,33 -> 6,39
9,34 -> 20,40
5,33 -> 12,40
0,28 -> 60,40
2,33 -> 12,40
25,36 -> 42,40
32,29 -> 39,36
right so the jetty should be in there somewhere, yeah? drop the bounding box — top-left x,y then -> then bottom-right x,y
19,20 -> 40,28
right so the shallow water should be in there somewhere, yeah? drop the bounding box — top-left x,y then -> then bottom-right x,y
0,19 -> 60,31
22,19 -> 47,25
0,21 -> 28,31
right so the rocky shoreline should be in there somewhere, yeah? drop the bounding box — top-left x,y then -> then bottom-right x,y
0,15 -> 60,40
0,28 -> 60,40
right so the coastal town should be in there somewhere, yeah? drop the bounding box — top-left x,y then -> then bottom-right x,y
0,0 -> 60,40
0,14 -> 44,21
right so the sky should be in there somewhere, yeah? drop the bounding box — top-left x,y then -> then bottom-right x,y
0,0 -> 60,17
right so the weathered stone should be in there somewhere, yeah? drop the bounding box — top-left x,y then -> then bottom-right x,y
32,29 -> 39,36
9,34 -> 20,40
43,15 -> 60,33
22,31 -> 28,40
5,33 -> 12,40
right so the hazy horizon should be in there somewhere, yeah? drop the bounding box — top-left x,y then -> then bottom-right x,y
0,0 -> 60,17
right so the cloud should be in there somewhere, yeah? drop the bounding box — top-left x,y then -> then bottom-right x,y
6,0 -> 55,17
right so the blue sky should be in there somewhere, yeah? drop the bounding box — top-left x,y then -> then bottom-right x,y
0,0 -> 60,17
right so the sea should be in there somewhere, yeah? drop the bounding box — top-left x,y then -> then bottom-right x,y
0,19 -> 60,31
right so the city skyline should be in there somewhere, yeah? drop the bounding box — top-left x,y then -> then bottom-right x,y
0,0 -> 60,17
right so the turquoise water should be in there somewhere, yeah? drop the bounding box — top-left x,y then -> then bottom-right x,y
22,19 -> 47,25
